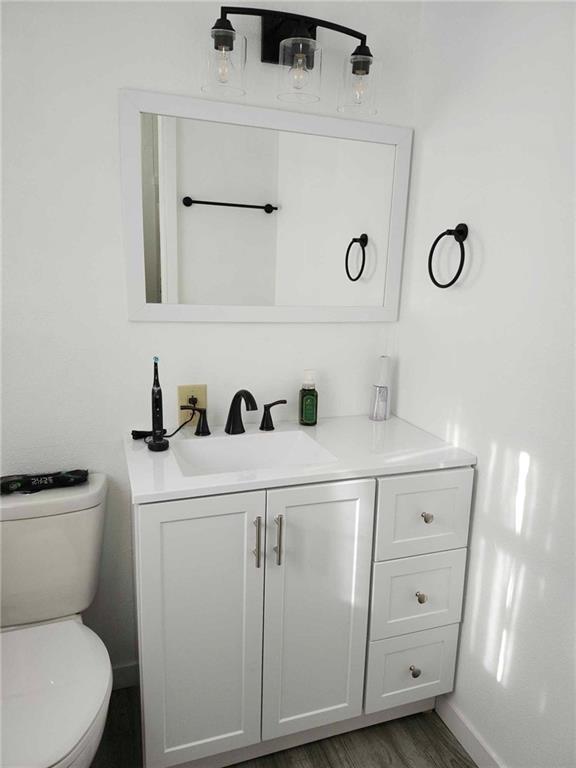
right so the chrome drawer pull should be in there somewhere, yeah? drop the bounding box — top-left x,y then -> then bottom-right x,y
409,665 -> 422,679
415,591 -> 428,604
273,514 -> 283,566
421,512 -> 434,524
253,516 -> 262,568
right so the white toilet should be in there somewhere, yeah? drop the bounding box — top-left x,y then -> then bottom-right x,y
1,474 -> 112,768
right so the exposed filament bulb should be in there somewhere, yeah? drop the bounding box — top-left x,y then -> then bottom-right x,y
289,53 -> 310,90
351,73 -> 368,104
216,47 -> 232,83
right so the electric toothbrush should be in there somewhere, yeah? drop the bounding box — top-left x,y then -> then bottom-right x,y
148,356 -> 169,452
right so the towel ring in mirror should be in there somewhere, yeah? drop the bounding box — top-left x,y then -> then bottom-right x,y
428,223 -> 468,288
345,233 -> 368,282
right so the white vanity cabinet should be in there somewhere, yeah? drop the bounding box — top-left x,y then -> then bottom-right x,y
134,479 -> 375,768
128,418 -> 476,768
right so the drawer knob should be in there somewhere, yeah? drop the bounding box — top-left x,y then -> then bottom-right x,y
421,512 -> 434,524
415,591 -> 428,604
409,665 -> 422,679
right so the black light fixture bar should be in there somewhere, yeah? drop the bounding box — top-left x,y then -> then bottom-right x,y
182,196 -> 278,214
219,7 -> 367,43
218,6 -> 368,64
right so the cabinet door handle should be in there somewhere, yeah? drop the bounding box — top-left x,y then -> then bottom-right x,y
409,665 -> 422,678
421,511 -> 434,524
415,591 -> 428,604
273,514 -> 283,566
253,516 -> 262,568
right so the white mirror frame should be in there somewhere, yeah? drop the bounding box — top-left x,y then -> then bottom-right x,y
119,89 -> 413,323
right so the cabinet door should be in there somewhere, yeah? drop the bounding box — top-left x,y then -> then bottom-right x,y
262,479 -> 375,740
136,492 -> 265,768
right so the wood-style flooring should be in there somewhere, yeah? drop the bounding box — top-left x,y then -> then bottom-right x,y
92,687 -> 477,768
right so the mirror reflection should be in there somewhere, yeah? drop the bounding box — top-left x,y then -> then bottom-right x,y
141,113 -> 396,307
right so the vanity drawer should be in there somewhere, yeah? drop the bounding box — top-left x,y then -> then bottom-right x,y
375,468 -> 473,561
370,549 -> 466,640
364,624 -> 459,713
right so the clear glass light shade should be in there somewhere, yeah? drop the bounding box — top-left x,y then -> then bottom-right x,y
278,37 -> 322,103
202,32 -> 247,97
337,54 -> 378,115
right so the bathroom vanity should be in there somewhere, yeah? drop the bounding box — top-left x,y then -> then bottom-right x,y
125,416 -> 476,768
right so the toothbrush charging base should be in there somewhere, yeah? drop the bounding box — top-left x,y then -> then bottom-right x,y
148,438 -> 169,452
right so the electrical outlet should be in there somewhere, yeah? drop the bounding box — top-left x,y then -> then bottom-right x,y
178,385 -> 207,426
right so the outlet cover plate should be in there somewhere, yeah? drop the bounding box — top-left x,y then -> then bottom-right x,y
178,385 -> 207,426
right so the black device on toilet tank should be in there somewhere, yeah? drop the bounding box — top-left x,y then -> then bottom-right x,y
149,357 -> 169,452
1,469 -> 89,495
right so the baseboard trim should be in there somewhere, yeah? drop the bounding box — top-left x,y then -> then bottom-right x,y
435,696 -> 504,768
112,661 -> 139,689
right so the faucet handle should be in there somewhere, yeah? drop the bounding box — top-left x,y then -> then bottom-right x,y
194,408 -> 211,437
179,397 -> 210,437
259,400 -> 287,431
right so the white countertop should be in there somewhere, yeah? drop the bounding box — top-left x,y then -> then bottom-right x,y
125,415 -> 476,504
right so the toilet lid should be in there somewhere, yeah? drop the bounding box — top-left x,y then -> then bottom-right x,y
1,619 -> 112,768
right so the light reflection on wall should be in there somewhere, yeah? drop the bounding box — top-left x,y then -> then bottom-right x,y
514,452 -> 530,535
477,450 -> 533,686
454,429 -> 568,725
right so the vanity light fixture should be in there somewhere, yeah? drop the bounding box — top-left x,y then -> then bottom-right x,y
202,7 -> 377,112
202,15 -> 247,96
278,22 -> 322,103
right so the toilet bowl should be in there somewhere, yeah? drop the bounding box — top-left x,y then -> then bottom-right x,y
2,619 -> 112,768
0,474 -> 112,768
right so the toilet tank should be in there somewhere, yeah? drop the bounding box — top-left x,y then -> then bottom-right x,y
0,473 -> 107,627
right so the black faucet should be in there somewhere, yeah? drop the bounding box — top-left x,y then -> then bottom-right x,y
225,390 -> 258,435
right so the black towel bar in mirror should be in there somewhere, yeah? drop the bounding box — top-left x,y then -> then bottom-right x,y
428,223 -> 468,288
345,233 -> 368,282
182,196 -> 278,214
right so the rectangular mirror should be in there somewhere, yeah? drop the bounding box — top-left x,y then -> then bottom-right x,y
120,90 -> 412,322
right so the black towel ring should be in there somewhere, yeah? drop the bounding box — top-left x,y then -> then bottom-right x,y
345,234 -> 368,282
428,223 -> 469,288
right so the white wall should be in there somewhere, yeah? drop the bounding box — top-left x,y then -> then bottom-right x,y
393,4 -> 575,767
1,1 -> 417,680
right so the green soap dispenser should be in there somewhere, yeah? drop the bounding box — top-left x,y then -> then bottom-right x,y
299,369 -> 318,426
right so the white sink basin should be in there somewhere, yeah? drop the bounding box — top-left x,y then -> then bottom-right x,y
172,430 -> 337,477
